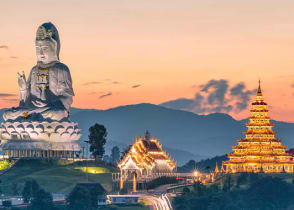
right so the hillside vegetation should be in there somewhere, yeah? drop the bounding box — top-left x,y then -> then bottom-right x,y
0,159 -> 116,195
174,173 -> 294,210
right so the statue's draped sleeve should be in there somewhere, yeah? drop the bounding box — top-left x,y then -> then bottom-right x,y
19,68 -> 33,106
52,63 -> 74,110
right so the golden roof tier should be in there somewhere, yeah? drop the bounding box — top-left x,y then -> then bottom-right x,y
118,131 -> 176,179
223,81 -> 294,173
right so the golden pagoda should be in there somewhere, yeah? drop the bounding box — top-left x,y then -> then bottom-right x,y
223,81 -> 294,173
215,162 -> 219,173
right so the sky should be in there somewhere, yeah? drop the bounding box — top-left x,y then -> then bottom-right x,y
1,0 -> 294,121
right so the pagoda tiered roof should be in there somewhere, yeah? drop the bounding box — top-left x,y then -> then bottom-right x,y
237,138 -> 281,143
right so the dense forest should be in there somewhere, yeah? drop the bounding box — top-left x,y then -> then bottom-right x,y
173,173 -> 294,210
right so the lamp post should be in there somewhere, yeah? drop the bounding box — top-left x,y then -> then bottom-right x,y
84,140 -> 89,182
72,145 -> 75,161
82,146 -> 85,159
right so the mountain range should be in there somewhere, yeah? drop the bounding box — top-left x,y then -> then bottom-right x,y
1,103 -> 294,165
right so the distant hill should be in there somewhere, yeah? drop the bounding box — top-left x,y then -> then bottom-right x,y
69,104 -> 294,163
178,154 -> 228,173
1,103 -> 294,165
69,104 -> 242,160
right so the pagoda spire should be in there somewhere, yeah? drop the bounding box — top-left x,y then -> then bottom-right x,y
221,163 -> 225,173
215,162 -> 219,173
257,80 -> 262,96
254,80 -> 264,102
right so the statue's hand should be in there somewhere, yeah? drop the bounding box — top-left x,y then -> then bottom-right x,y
17,71 -> 27,91
32,99 -> 47,108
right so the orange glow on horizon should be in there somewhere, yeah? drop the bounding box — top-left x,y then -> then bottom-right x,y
1,1 -> 294,122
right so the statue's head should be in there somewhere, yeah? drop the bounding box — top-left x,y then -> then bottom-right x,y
35,22 -> 60,64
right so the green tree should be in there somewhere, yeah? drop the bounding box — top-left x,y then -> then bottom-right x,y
222,174 -> 232,192
67,185 -> 92,210
67,183 -> 105,210
147,176 -> 178,189
30,189 -> 54,210
173,196 -> 189,210
236,173 -> 248,187
207,184 -> 219,194
245,177 -> 294,209
193,181 -> 205,196
248,172 -> 259,186
12,183 -> 19,195
110,146 -> 120,164
88,123 -> 107,160
22,179 -> 40,203
182,186 -> 190,194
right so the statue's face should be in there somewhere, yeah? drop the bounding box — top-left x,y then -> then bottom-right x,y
36,40 -> 58,64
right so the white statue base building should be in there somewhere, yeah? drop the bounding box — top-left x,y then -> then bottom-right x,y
0,120 -> 81,158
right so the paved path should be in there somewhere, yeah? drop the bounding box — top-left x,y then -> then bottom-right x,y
140,194 -> 173,210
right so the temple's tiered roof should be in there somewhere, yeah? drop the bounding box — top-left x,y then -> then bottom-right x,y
118,132 -> 176,171
223,81 -> 294,173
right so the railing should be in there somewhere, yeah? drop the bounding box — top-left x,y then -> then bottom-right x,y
112,172 -> 194,181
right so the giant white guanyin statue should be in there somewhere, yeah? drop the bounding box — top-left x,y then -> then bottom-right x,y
4,22 -> 73,121
0,23 -> 81,153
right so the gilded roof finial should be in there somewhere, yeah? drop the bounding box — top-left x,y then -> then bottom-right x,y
257,79 -> 262,96
144,130 -> 151,141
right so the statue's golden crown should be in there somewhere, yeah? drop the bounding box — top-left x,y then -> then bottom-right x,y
35,22 -> 61,58
36,26 -> 51,40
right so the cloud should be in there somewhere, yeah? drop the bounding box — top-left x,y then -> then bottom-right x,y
0,45 -> 8,49
200,79 -> 228,107
82,81 -> 101,86
0,93 -> 18,103
161,79 -> 256,115
230,83 -> 256,112
99,92 -> 112,99
0,93 -> 16,97
2,98 -> 18,102
83,80 -> 121,86
132,84 -> 141,88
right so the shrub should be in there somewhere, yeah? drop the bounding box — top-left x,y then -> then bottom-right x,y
146,176 -> 178,189
2,200 -> 12,207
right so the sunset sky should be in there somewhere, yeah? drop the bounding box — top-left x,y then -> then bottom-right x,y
1,0 -> 294,121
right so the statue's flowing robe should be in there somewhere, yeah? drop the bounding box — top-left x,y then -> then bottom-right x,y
21,62 -> 74,111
